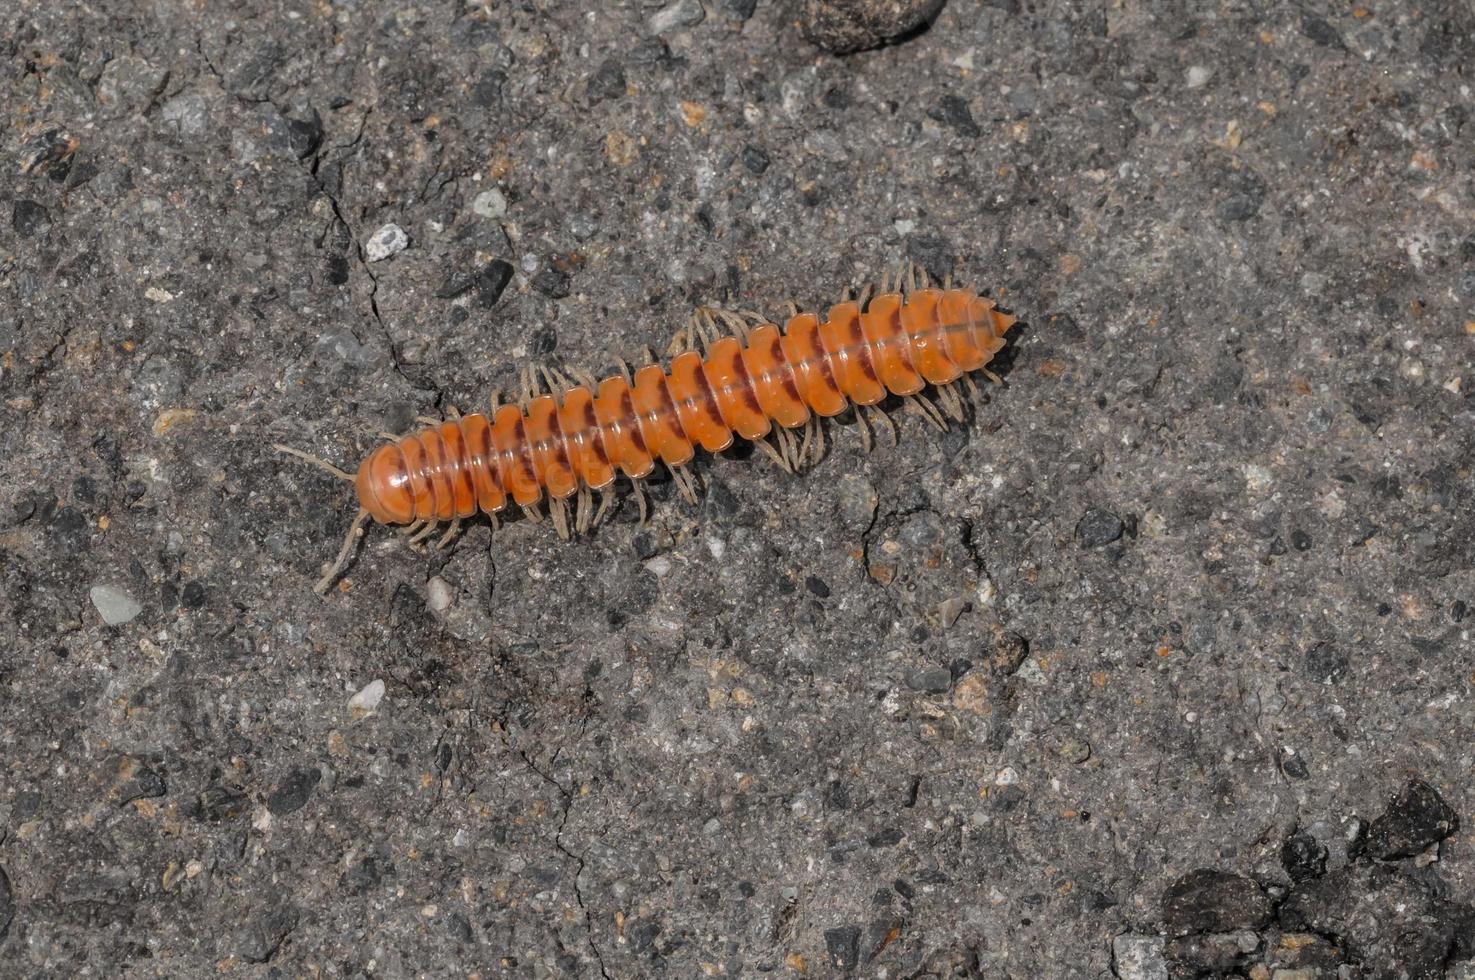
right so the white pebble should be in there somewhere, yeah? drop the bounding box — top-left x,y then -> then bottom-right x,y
90,584 -> 143,626
1111,934 -> 1168,980
471,188 -> 507,219
646,556 -> 672,577
365,223 -> 408,262
348,679 -> 385,715
427,576 -> 454,612
705,537 -> 726,560
994,766 -> 1019,786
1186,65 -> 1212,89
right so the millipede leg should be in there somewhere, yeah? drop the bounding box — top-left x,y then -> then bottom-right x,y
936,383 -> 967,422
983,368 -> 1004,386
569,366 -> 601,391
670,465 -> 699,504
272,444 -> 356,483
906,394 -> 948,432
867,405 -> 900,446
804,416 -> 826,465
754,435 -> 792,474
445,404 -> 462,419
416,415 -> 441,427
633,479 -> 649,524
856,410 -> 874,453
436,518 -> 462,550
314,508 -> 373,594
593,489 -> 614,527
550,498 -> 571,540
612,355 -> 633,385
857,282 -> 875,308
522,503 -> 544,524
575,485 -> 594,533
786,300 -> 801,318
960,373 -> 982,402
409,521 -> 439,546
539,363 -> 573,392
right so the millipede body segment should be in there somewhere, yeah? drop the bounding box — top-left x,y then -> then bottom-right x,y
353,283 -> 1016,529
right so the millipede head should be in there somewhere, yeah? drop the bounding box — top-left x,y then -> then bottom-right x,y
356,443 -> 417,525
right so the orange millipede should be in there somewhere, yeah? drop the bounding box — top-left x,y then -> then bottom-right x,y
276,263 -> 1018,593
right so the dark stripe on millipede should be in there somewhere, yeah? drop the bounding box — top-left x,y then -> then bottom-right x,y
545,402 -> 574,481
889,304 -> 919,375
512,417 -> 538,488
447,425 -> 476,505
585,400 -> 611,468
768,332 -> 804,405
474,421 -> 501,494
654,372 -> 692,448
691,359 -> 727,431
729,346 -> 765,418
807,324 -> 842,396
620,390 -> 648,455
848,315 -> 882,386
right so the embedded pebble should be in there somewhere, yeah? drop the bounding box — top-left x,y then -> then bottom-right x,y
348,679 -> 385,716
648,0 -> 705,35
90,585 -> 144,626
1186,65 -> 1213,88
471,188 -> 507,219
1111,934 -> 1168,980
427,576 -> 454,613
365,223 -> 409,262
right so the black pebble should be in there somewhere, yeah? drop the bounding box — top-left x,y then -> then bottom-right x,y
12,200 -> 50,237
477,260 -> 515,308
588,59 -> 626,103
823,925 -> 861,971
1290,529 -> 1313,551
267,767 -> 322,816
1362,779 -> 1460,860
867,828 -> 903,848
1162,869 -> 1271,935
804,575 -> 830,597
928,94 -> 981,138
1282,831 -> 1328,882
533,268 -> 571,299
741,145 -> 770,174
1076,508 -> 1124,547
1301,14 -> 1345,49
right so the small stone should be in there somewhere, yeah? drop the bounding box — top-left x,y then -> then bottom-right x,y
12,200 -> 50,237
236,903 -> 299,963
365,223 -> 408,262
927,94 -> 981,138
1076,508 -> 1124,547
1362,779 -> 1459,860
801,0 -> 947,55
742,146 -> 770,174
1300,14 -> 1344,49
1163,870 -> 1271,936
1281,831 -> 1328,882
588,59 -> 626,103
91,584 -> 144,626
107,755 -> 167,806
476,260 -> 515,308
1112,934 -> 1168,980
1060,737 -> 1092,764
267,767 -> 321,816
160,94 -> 210,137
646,556 -> 672,577
1186,65 -> 1213,88
532,268 -> 570,298
348,679 -> 385,716
1303,644 -> 1347,683
648,0 -> 705,35
1167,931 -> 1258,974
836,474 -> 878,529
951,672 -> 991,715
471,188 -> 507,219
904,667 -> 951,694
427,576 -> 453,612
823,925 -> 861,971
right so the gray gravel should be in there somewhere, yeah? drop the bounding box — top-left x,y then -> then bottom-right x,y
3,1 -> 1474,977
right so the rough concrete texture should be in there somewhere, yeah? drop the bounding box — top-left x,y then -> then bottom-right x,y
2,0 -> 1473,977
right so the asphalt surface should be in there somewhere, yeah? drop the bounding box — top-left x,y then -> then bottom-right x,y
2,1 -> 1473,977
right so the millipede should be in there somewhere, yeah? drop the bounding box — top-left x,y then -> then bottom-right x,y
277,262 -> 1018,593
